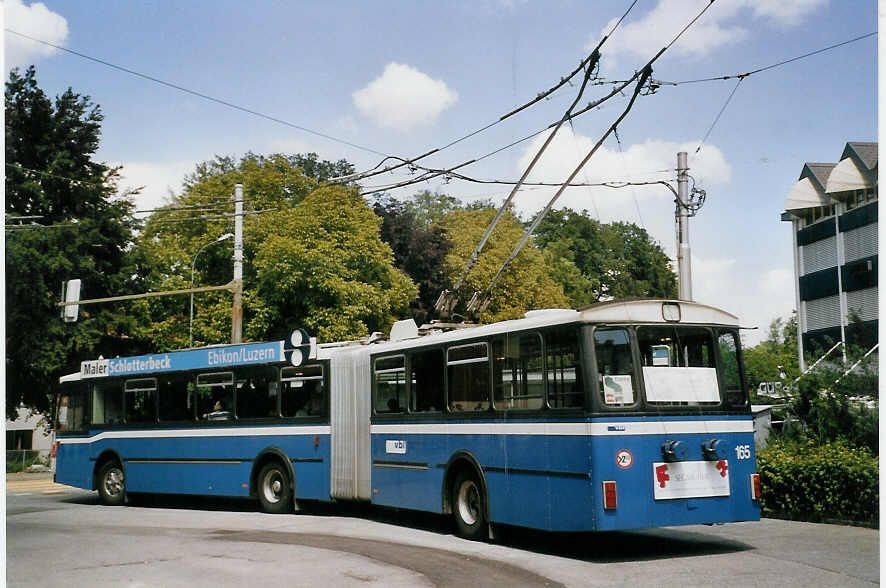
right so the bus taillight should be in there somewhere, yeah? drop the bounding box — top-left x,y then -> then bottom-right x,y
750,474 -> 761,500
602,481 -> 617,509
51,441 -> 59,459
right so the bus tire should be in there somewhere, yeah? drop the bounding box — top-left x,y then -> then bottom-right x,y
452,470 -> 486,540
257,462 -> 292,514
97,461 -> 126,506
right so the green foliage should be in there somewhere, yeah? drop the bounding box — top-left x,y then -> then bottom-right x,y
757,439 -> 879,525
254,186 -> 417,341
133,153 -> 413,346
371,194 -> 450,325
5,66 -> 139,418
532,208 -> 677,306
743,313 -> 799,392
438,207 -> 569,322
787,350 -> 878,453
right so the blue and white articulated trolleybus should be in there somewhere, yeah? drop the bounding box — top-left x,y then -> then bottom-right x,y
55,299 -> 760,539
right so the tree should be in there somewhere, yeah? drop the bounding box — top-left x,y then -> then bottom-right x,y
132,153 -> 414,347
372,195 -> 450,325
743,314 -> 800,392
5,66 -> 139,417
532,208 -> 677,307
437,207 -> 569,322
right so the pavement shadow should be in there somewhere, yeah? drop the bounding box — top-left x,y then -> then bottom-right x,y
79,493 -> 752,562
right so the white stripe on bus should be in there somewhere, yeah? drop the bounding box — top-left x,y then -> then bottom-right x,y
369,420 -> 752,436
57,425 -> 332,444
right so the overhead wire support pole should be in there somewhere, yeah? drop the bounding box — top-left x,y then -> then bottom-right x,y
435,48 -> 603,319
676,151 -> 692,300
231,183 -> 244,344
57,282 -> 235,307
469,65 -> 654,317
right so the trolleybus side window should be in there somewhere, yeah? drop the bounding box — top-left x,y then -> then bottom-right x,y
374,356 -> 406,413
545,327 -> 584,409
638,326 -> 720,405
281,365 -> 324,417
197,372 -> 234,420
92,381 -> 123,425
410,348 -> 444,413
58,384 -> 89,432
124,378 -> 157,423
447,343 -> 489,412
158,373 -> 195,422
235,366 -> 280,419
492,331 -> 543,410
717,330 -> 748,407
593,327 -> 638,407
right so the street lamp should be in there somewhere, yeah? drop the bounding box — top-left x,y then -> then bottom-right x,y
190,233 -> 234,347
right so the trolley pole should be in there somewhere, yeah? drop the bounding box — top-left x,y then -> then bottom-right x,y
676,152 -> 692,301
231,184 -> 244,344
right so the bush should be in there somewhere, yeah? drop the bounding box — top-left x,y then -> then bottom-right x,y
758,439 -> 878,526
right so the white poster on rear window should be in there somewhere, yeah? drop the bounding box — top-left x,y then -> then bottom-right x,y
642,367 -> 720,403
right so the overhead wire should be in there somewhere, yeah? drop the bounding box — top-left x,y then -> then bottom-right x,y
337,0 -> 640,184
5,28 -> 392,159
692,77 -> 744,155
466,0 -> 719,314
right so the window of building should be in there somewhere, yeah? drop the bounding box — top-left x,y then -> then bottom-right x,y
546,328 -> 584,409
593,327 -> 637,407
196,372 -> 234,420
92,381 -> 123,425
410,348 -> 444,413
374,356 -> 406,413
281,365 -> 324,417
448,343 -> 489,412
493,332 -> 544,410
124,378 -> 157,423
235,366 -> 280,419
158,373 -> 195,422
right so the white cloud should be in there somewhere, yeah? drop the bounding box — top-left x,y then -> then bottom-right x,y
116,160 -> 195,212
591,0 -> 826,71
353,62 -> 458,131
691,257 -> 795,346
4,0 -> 69,69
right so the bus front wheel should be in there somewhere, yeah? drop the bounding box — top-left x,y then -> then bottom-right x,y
452,470 -> 486,540
257,462 -> 292,514
97,461 -> 126,506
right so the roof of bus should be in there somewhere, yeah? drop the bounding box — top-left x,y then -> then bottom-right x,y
59,299 -> 739,381
351,298 -> 740,356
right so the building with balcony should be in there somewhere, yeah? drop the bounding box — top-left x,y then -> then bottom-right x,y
781,142 -> 877,369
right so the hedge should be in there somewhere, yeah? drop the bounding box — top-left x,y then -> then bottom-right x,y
757,440 -> 879,526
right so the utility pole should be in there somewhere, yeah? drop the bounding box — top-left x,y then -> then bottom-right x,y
231,183 -> 244,344
675,151 -> 692,301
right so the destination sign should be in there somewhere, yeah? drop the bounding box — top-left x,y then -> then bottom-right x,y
80,341 -> 285,379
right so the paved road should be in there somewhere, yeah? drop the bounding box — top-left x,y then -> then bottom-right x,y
6,474 -> 880,587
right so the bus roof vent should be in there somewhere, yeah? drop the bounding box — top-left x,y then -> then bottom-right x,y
389,319 -> 419,342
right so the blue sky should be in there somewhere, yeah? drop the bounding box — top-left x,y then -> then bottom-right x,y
5,0 -> 878,345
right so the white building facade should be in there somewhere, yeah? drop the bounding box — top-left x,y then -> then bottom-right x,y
781,142 -> 878,368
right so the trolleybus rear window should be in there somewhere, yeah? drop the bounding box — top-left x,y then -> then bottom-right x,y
594,327 -> 638,407
281,365 -> 324,417
638,326 -> 720,405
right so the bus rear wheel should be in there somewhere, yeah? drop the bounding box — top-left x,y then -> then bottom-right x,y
257,462 -> 292,514
452,470 -> 486,540
97,461 -> 126,506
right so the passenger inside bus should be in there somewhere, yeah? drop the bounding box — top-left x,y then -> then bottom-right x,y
204,399 -> 232,420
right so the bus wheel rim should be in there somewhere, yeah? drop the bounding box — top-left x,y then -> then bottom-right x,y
262,470 -> 283,503
457,480 -> 480,526
104,467 -> 124,496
